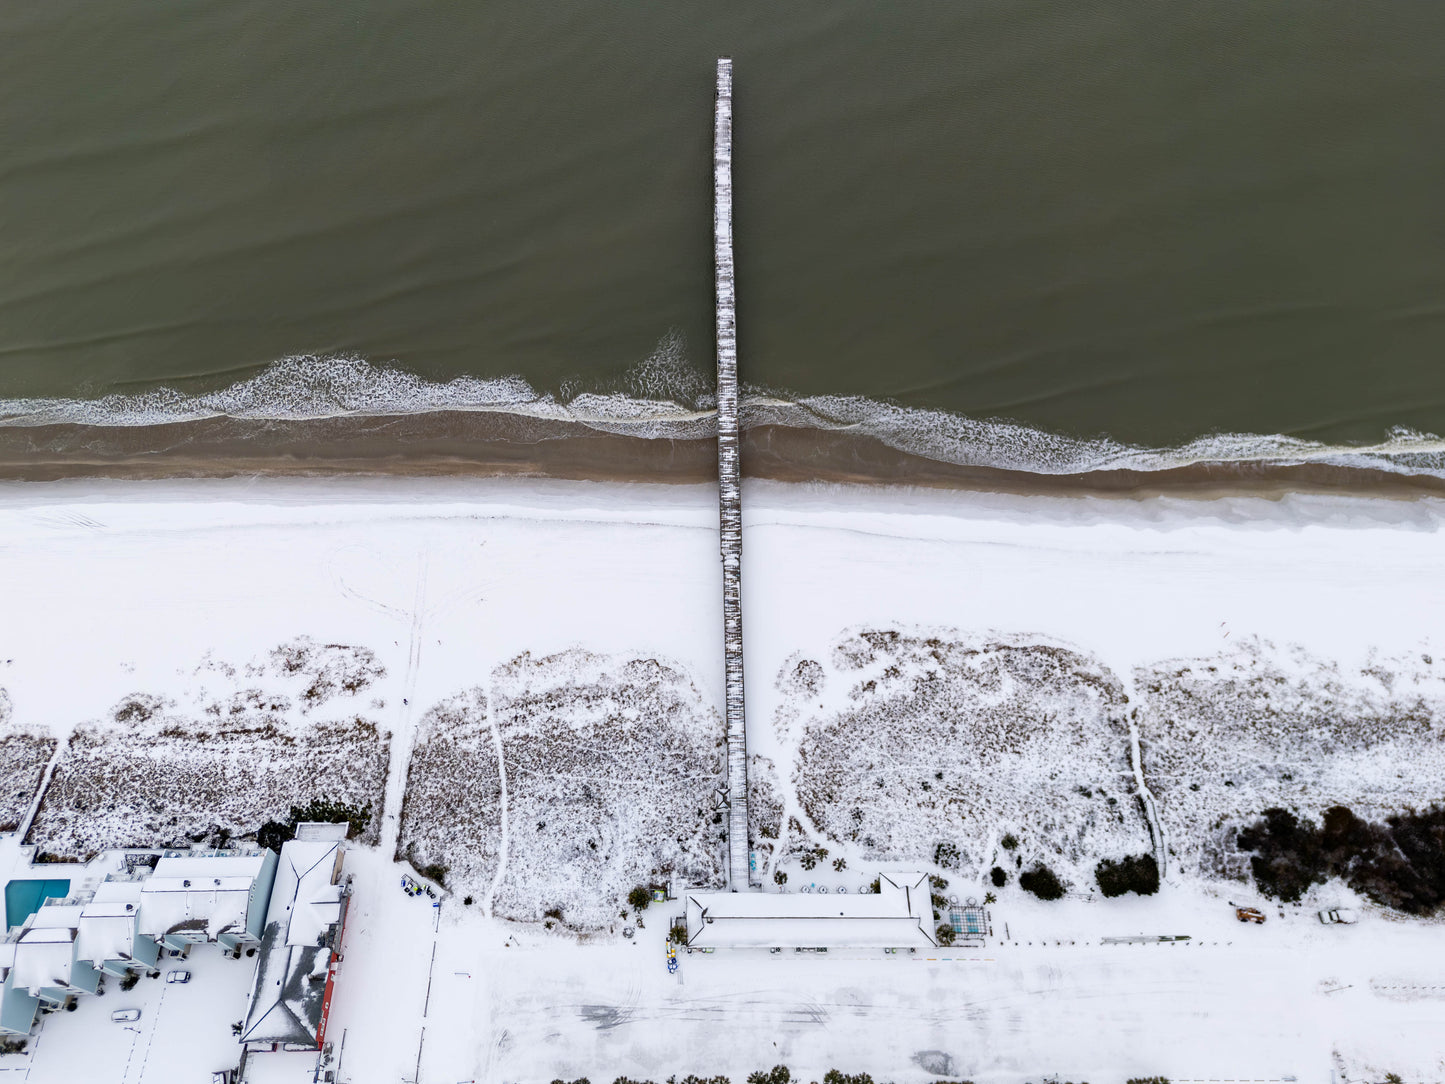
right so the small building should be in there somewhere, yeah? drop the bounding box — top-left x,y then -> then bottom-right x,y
239,838 -> 349,1052
138,850 -> 278,954
684,872 -> 937,951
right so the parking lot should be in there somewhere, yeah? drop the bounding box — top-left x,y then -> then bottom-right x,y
0,948 -> 253,1084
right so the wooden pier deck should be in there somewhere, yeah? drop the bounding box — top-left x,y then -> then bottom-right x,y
714,58 -> 751,891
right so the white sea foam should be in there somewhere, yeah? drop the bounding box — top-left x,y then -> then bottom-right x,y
2,353 -> 1444,479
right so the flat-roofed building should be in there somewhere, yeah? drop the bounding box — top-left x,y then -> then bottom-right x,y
684,873 -> 936,951
138,850 -> 278,953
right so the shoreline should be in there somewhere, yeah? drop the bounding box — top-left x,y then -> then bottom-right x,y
3,414 -> 1445,499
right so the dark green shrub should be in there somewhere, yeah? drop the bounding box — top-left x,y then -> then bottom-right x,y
1237,804 -> 1445,914
822,1072 -> 874,1084
1236,808 -> 1326,903
1126,1077 -> 1169,1084
627,886 -> 652,911
990,866 -> 1008,887
933,841 -> 961,869
1019,864 -> 1065,901
999,833 -> 1019,850
747,1067 -> 790,1084
935,923 -> 956,946
1095,853 -> 1160,897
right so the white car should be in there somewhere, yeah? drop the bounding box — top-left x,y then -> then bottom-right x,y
165,969 -> 191,983
1318,908 -> 1359,924
110,1008 -> 141,1023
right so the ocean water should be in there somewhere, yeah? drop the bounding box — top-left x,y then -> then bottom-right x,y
3,2 -> 1445,478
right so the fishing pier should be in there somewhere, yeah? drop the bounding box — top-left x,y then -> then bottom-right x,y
715,58 -> 751,891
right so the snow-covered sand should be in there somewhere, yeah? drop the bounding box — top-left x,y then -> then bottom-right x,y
1,476 -> 1443,1080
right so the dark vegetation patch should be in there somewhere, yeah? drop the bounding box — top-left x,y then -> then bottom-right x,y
257,798 -> 375,852
1236,805 -> 1445,915
1019,863 -> 1065,901
1094,853 -> 1160,897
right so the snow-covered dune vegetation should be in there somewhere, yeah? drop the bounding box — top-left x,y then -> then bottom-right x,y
398,649 -> 725,929
27,638 -> 390,859
774,629 -> 1149,889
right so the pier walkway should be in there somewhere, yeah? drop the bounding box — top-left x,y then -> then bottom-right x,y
715,58 -> 751,891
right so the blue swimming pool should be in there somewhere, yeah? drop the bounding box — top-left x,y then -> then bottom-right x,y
4,878 -> 71,930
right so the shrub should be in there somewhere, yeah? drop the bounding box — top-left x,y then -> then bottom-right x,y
1019,864 -> 1065,901
773,869 -> 788,885
1126,1078 -> 1169,1084
933,841 -> 961,869
1095,853 -> 1160,897
1237,804 -> 1445,914
119,971 -> 140,991
1236,808 -> 1326,903
935,923 -> 956,946
627,886 -> 652,911
822,1072 -> 874,1084
1000,833 -> 1019,851
748,1068 -> 790,1084
990,866 -> 1008,887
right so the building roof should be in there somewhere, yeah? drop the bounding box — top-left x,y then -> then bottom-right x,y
11,928 -> 75,994
684,873 -> 937,949
240,841 -> 346,1048
76,889 -> 140,966
136,853 -> 270,941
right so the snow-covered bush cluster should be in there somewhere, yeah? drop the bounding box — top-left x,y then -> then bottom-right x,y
398,648 -> 725,929
782,629 -> 1149,888
1136,640 -> 1445,877
0,688 -> 55,832
27,640 -> 391,859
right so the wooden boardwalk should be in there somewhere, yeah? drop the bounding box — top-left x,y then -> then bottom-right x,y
714,58 -> 751,890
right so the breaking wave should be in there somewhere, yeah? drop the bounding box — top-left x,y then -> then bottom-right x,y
3,352 -> 1445,479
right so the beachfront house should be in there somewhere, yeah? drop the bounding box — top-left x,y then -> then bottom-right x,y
138,849 -> 278,955
239,832 -> 350,1052
683,872 -> 937,951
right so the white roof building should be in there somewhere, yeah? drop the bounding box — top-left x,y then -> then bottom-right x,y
138,851 -> 277,947
684,873 -> 937,950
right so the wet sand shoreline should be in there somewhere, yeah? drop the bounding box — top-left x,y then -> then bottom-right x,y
2,413 -> 1444,499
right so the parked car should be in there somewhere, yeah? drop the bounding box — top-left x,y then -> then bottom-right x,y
165,969 -> 191,983
1318,908 -> 1358,924
1235,906 -> 1267,924
110,1008 -> 141,1023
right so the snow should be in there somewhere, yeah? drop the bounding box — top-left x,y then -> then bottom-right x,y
0,476 -> 1443,1080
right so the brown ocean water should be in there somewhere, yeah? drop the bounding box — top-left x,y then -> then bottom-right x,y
3,1 -> 1445,475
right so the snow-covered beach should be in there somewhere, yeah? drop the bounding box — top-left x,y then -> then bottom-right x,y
2,475 -> 1444,1081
